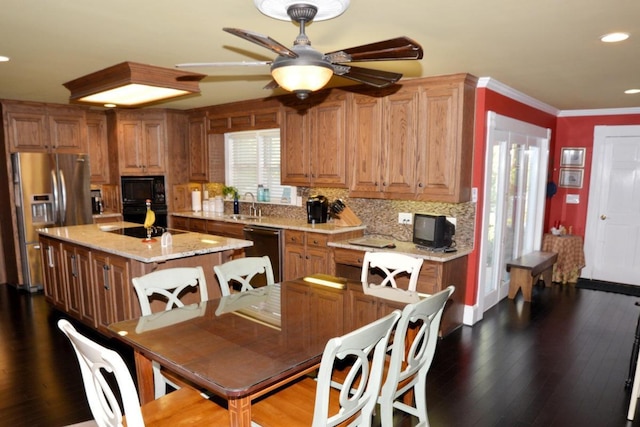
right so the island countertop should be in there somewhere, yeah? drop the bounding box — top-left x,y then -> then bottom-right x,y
37,222 -> 253,264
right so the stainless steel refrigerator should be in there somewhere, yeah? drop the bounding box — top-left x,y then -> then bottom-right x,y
11,152 -> 92,292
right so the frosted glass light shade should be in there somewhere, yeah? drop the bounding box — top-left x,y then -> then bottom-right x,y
271,64 -> 333,92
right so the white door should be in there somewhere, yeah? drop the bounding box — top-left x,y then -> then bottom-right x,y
584,126 -> 640,285
477,112 -> 550,314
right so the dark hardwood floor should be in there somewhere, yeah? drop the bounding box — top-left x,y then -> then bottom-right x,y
2,282 -> 640,426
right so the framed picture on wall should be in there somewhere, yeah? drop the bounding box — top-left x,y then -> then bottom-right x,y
560,147 -> 586,167
559,168 -> 583,188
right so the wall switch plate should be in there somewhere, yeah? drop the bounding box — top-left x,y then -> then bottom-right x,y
398,212 -> 413,224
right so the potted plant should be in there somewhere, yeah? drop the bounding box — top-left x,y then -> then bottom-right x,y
222,185 -> 238,200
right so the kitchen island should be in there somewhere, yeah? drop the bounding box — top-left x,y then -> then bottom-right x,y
38,222 -> 252,333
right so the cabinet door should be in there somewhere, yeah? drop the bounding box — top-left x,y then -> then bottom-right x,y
188,115 -> 208,182
86,112 -> 109,183
5,105 -> 48,152
311,287 -> 344,339
309,94 -> 348,187
100,184 -> 120,213
118,120 -> 144,174
76,246 -> 96,327
93,253 -> 132,333
349,94 -> 384,195
48,107 -> 86,153
142,120 -> 166,174
382,88 -> 419,195
280,106 -> 310,185
62,244 -> 82,318
283,244 -> 306,281
41,238 -> 63,305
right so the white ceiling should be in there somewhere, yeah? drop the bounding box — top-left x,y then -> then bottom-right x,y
1,0 -> 638,111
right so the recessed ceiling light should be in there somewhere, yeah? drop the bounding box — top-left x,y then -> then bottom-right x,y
600,32 -> 630,43
0,55 -> 10,62
625,89 -> 640,94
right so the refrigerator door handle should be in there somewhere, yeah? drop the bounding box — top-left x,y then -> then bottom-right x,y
58,169 -> 67,225
50,169 -> 59,224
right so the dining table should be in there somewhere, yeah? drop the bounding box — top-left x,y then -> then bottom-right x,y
108,276 -> 395,427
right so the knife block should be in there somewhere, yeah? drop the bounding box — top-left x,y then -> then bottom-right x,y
333,206 -> 362,227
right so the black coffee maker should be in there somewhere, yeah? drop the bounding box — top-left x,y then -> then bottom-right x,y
306,195 -> 329,224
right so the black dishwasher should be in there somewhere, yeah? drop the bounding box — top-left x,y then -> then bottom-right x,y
242,225 -> 284,283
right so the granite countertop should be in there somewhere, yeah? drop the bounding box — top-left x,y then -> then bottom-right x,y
172,211 -> 367,234
37,222 -> 252,264
328,239 -> 472,262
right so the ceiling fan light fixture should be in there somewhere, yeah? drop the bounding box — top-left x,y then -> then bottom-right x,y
63,61 -> 206,107
271,63 -> 333,97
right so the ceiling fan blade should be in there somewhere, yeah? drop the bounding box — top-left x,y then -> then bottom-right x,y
175,61 -> 271,68
263,80 -> 280,90
223,28 -> 297,59
334,65 -> 402,88
325,36 -> 423,63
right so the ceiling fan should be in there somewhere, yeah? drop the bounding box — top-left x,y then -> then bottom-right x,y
176,1 -> 423,100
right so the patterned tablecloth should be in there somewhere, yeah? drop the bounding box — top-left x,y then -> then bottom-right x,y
542,234 -> 586,284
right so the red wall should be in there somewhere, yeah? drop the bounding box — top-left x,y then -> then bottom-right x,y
465,88 -> 556,307
546,114 -> 640,237
466,90 -> 640,309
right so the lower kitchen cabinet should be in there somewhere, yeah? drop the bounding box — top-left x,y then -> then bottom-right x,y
41,236 -> 65,309
91,251 -> 134,334
333,247 -> 467,336
61,243 -> 92,323
282,230 -> 335,280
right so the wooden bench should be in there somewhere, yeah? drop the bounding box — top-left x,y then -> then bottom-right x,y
507,251 -> 558,302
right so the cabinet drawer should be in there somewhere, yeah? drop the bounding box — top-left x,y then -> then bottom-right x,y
333,248 -> 365,266
306,232 -> 328,248
208,220 -> 245,239
285,229 -> 305,245
189,218 -> 208,233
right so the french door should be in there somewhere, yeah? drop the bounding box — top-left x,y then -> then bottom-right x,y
477,112 -> 550,313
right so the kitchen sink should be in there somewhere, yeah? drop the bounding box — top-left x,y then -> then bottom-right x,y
224,214 -> 260,221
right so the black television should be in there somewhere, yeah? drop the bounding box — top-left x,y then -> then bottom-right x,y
412,213 -> 455,250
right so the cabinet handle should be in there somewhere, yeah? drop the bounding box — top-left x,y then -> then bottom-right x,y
46,246 -> 54,268
71,255 -> 77,277
382,181 -> 387,187
418,182 -> 423,188
313,239 -> 318,244
103,264 -> 110,290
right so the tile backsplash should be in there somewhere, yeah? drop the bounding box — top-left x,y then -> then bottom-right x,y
234,187 -> 475,248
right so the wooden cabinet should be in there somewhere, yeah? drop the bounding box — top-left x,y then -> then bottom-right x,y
349,74 -> 476,202
188,112 -> 208,182
4,101 -> 87,153
282,228 -> 363,281
61,243 -> 94,326
41,237 -> 65,308
92,251 -> 133,334
86,111 -> 109,183
100,184 -> 120,213
347,283 -> 405,333
208,106 -> 280,134
110,110 -> 167,175
333,247 -> 467,336
281,91 -> 348,187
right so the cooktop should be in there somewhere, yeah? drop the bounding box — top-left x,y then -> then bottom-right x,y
106,226 -> 186,239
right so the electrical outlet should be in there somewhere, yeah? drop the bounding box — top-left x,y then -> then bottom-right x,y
398,212 -> 413,224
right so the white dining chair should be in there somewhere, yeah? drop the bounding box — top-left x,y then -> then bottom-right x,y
378,285 -> 455,427
361,251 -> 424,303
628,340 -> 640,420
214,255 -> 275,296
132,266 -> 209,399
251,310 -> 402,427
57,319 -> 228,427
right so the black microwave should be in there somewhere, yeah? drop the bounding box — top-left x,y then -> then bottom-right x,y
121,176 -> 166,206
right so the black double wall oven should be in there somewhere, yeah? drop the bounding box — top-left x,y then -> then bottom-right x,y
121,176 -> 167,228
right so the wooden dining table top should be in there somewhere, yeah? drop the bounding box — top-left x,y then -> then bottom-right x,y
107,278 -> 348,401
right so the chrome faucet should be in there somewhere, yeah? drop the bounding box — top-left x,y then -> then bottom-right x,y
244,192 -> 257,216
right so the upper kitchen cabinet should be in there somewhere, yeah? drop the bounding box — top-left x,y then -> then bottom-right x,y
349,87 -> 419,197
107,110 -> 167,176
349,73 -> 477,203
86,111 -> 109,184
3,100 -> 87,154
415,74 -> 477,203
281,90 -> 348,187
206,98 -> 281,134
187,111 -> 208,182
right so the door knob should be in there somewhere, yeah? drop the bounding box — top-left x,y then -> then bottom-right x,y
600,214 -> 607,220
